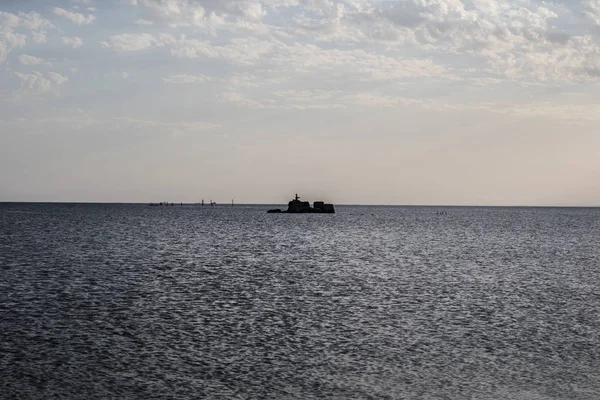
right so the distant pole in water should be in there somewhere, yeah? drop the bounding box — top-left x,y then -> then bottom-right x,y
232,199 -> 234,206
202,199 -> 204,206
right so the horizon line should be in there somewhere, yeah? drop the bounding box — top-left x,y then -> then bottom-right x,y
1,201 -> 599,208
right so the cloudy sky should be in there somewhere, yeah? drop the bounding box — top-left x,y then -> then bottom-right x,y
1,0 -> 599,205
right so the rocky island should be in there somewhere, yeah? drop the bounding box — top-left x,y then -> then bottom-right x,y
268,194 -> 335,214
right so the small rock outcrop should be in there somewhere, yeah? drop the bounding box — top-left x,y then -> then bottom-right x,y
269,194 -> 335,214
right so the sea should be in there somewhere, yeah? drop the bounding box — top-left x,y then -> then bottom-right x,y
1,203 -> 599,399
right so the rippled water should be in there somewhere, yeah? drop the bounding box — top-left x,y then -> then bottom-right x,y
1,203 -> 599,399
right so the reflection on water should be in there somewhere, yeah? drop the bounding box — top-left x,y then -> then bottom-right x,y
1,203 -> 599,399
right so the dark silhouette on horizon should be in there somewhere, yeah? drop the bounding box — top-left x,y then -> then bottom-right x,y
268,194 -> 335,214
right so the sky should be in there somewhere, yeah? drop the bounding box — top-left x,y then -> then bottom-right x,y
1,0 -> 600,205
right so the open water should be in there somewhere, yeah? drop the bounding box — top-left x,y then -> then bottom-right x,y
1,203 -> 599,399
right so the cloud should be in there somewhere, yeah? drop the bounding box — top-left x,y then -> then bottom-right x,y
162,74 -> 212,84
170,37 -> 450,84
584,0 -> 600,24
13,72 -> 53,93
101,33 -> 175,51
113,71 -> 130,78
348,0 -> 600,81
270,43 -> 449,81
226,73 -> 289,88
124,0 -> 269,34
218,88 -> 418,110
48,72 -> 69,85
132,0 -> 583,83
170,37 -> 219,58
62,36 -> 83,48
12,10 -> 54,31
52,8 -> 96,25
342,92 -> 422,108
134,19 -> 155,25
13,71 -> 68,96
102,33 -> 156,51
171,36 -> 274,65
0,11 -> 53,63
271,89 -> 347,109
112,1 -> 600,83
0,32 -> 27,64
14,71 -> 51,93
31,31 -> 47,44
17,54 -> 50,66
220,91 -> 267,109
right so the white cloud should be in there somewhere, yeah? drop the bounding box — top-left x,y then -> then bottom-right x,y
348,0 -> 598,81
14,71 -> 52,93
101,33 -> 155,51
134,19 -> 155,25
13,71 -> 68,95
218,88 -> 418,110
342,92 -> 422,108
17,54 -> 50,66
171,36 -> 274,65
31,31 -> 47,44
162,74 -> 212,84
226,73 -> 289,88
52,8 -> 96,25
0,11 -> 53,63
48,72 -> 69,85
271,89 -> 347,109
584,0 -> 600,24
0,32 -> 27,63
113,71 -> 130,79
270,43 -> 449,81
15,10 -> 54,31
62,36 -> 83,48
107,1 -> 600,82
220,91 -> 267,109
124,0 -> 269,34
170,37 -> 219,59
101,33 -> 175,51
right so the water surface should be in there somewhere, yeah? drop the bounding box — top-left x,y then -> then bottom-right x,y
1,203 -> 599,399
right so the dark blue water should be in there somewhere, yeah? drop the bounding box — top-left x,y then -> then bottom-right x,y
1,203 -> 599,399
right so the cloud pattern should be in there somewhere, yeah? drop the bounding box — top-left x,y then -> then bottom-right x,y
1,0 -> 600,204
0,1 -> 599,119
104,0 -> 600,82
2,1 -> 600,99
